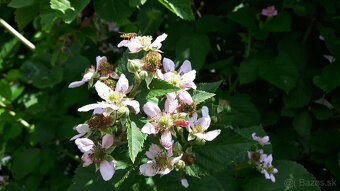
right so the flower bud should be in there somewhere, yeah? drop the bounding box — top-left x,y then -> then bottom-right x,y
175,160 -> 185,170
117,106 -> 129,117
139,71 -> 148,80
172,142 -> 182,156
143,52 -> 162,72
127,59 -> 141,73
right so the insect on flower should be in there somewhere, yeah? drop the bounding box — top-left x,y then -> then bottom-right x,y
119,32 -> 137,40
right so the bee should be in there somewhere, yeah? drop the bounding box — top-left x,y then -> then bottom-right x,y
120,32 -> 137,40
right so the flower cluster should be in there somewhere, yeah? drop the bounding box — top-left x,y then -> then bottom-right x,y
68,33 -> 221,186
248,133 -> 278,183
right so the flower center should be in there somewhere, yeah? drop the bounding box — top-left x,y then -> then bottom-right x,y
87,114 -> 111,130
108,92 -> 120,102
169,74 -> 181,86
158,156 -> 168,167
192,125 -> 202,134
93,148 -> 106,162
137,36 -> 152,47
158,116 -> 172,129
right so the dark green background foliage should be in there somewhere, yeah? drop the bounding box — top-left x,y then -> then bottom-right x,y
0,0 -> 339,190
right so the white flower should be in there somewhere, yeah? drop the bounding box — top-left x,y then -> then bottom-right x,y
77,74 -> 140,115
68,56 -> 107,88
157,58 -> 196,105
188,106 -> 221,141
260,154 -> 278,183
75,135 -> 116,181
252,132 -> 270,145
141,102 -> 189,150
139,144 -> 182,176
117,33 -> 167,53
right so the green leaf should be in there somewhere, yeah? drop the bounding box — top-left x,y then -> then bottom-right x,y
235,125 -> 272,153
0,80 -> 12,100
0,38 -> 20,68
129,0 -> 147,7
94,0 -> 135,22
9,84 -> 24,101
146,78 -> 180,99
263,11 -> 291,32
196,81 -> 222,93
158,0 -> 194,20
259,55 -> 299,93
229,95 -> 260,126
12,149 -> 40,180
318,26 -> 340,59
50,0 -> 74,14
293,110 -> 312,135
6,69 -> 21,81
313,61 -> 340,93
283,79 -> 312,109
52,0 -> 90,24
311,104 -> 332,120
244,160 -> 321,191
8,0 -> 34,8
192,90 -> 215,104
66,165 -> 112,191
14,4 -> 39,30
127,121 -> 146,163
239,54 -> 269,85
194,130 -> 253,172
175,34 -> 210,70
227,6 -> 258,29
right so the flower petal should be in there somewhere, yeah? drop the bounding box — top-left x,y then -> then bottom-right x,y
201,106 -> 209,117
100,160 -> 116,181
164,97 -> 178,113
93,108 -> 105,114
116,74 -> 129,92
150,33 -> 167,50
102,134 -> 114,149
158,168 -> 171,175
147,144 -> 162,160
156,69 -> 164,80
163,57 -> 175,72
178,90 -> 193,105
141,123 -> 158,135
68,80 -> 87,88
166,92 -> 177,101
170,154 -> 183,165
122,100 -> 140,114
195,129 -> 221,141
198,116 -> 211,131
143,102 -> 161,118
178,60 -> 192,74
161,130 -> 172,150
75,124 -> 90,134
78,103 -> 119,112
139,161 -> 157,177
95,81 -> 112,100
75,138 -> 95,153
181,70 -> 196,84
81,153 -> 93,167
70,133 -> 86,141
96,56 -> 107,70
181,179 -> 189,188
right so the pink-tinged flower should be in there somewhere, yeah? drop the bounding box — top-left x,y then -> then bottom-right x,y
261,6 -> 278,18
78,74 -> 140,114
141,102 -> 188,149
181,179 -> 189,188
75,135 -> 116,181
139,144 -> 182,177
252,132 -> 270,145
247,149 -> 264,164
70,124 -> 90,141
68,69 -> 95,88
68,56 -> 107,88
260,154 -> 278,183
187,106 -> 221,142
157,58 -> 196,105
117,33 -> 167,53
